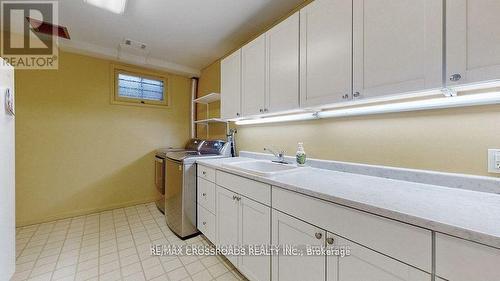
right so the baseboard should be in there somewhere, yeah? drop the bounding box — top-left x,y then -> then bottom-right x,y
16,197 -> 158,227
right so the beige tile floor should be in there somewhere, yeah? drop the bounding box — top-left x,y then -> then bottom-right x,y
11,203 -> 247,281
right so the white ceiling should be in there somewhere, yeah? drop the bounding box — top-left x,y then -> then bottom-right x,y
57,0 -> 304,76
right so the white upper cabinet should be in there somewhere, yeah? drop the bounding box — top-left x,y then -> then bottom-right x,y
221,49 -> 241,119
241,34 -> 267,116
266,12 -> 300,113
446,0 -> 500,86
353,0 -> 443,98
300,0 -> 352,107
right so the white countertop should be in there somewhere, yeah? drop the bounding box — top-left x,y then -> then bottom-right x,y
197,157 -> 500,249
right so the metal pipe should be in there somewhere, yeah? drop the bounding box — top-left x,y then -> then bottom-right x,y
190,78 -> 198,138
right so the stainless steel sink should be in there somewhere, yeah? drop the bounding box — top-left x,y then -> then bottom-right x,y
222,160 -> 299,177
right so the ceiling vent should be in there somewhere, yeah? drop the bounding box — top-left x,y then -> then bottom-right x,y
118,38 -> 149,63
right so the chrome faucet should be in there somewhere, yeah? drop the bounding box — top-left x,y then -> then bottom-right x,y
264,147 -> 287,164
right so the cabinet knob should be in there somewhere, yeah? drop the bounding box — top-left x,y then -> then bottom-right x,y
315,232 -> 323,240
236,113 -> 241,117
264,108 -> 268,112
353,92 -> 360,98
232,195 -> 237,200
202,221 -> 206,226
259,109 -> 263,113
450,73 -> 462,82
202,193 -> 206,197
326,237 -> 334,245
202,171 -> 206,175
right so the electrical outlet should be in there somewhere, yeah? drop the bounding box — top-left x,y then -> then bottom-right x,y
488,149 -> 500,173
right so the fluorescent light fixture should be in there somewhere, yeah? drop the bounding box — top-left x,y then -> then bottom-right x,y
310,89 -> 444,111
449,80 -> 500,92
84,0 -> 127,14
235,112 -> 318,125
318,92 -> 500,119
235,92 -> 500,125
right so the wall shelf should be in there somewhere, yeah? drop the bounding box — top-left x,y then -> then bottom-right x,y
193,91 -> 227,139
193,93 -> 221,104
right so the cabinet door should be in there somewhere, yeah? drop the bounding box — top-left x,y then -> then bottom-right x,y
238,197 -> 271,281
216,186 -> 239,265
300,0 -> 352,107
266,12 -> 300,113
221,50 -> 242,119
435,233 -> 500,281
326,233 -> 339,281
272,211 -> 326,281
353,0 -> 442,98
335,235 -> 431,281
447,0 -> 500,86
242,34 -> 267,116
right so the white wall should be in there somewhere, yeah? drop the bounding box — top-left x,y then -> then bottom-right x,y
0,59 -> 16,279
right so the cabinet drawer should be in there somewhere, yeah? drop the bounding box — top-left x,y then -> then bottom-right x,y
197,178 -> 216,214
216,171 -> 271,206
436,233 -> 500,281
197,204 -> 216,243
272,187 -> 432,272
198,165 -> 216,182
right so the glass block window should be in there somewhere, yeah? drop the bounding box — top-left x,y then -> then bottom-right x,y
112,66 -> 168,107
118,73 -> 164,101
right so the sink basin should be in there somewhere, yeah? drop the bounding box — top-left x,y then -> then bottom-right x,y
223,160 -> 299,177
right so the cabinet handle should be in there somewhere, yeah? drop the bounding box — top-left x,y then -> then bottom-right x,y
326,237 -> 334,245
450,73 -> 462,82
315,232 -> 323,240
232,195 -> 237,200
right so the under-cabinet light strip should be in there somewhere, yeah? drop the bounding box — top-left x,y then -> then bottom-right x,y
317,92 -> 500,119
235,92 -> 500,125
235,112 -> 319,125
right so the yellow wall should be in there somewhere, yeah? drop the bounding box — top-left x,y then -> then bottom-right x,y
15,51 -> 192,226
196,61 -> 226,140
198,62 -> 500,178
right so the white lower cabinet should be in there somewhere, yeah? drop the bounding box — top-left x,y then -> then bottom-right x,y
335,236 -> 431,281
271,210 -> 430,281
197,205 -> 216,243
197,168 -> 497,281
214,185 -> 271,281
435,233 -> 500,281
272,211 -> 326,281
239,196 -> 271,281
215,186 -> 239,265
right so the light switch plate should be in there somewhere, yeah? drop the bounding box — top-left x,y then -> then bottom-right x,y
488,149 -> 500,173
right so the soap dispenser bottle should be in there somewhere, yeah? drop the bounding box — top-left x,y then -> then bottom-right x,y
296,142 -> 306,167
